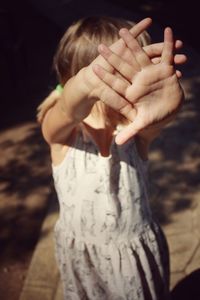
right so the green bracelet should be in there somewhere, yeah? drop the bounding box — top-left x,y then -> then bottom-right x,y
56,84 -> 64,94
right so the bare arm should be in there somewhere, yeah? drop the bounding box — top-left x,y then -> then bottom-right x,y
41,18 -> 186,148
93,27 -> 185,158
41,71 -> 92,144
41,18 -> 154,145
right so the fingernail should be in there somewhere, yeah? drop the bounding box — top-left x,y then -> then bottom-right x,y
98,44 -> 110,56
119,28 -> 128,36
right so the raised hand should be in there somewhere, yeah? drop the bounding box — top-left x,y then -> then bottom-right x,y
93,27 -> 185,145
83,18 -> 186,105
107,18 -> 186,72
90,18 -> 186,76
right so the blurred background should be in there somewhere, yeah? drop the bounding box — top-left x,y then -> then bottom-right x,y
0,0 -> 199,126
0,1 -> 200,300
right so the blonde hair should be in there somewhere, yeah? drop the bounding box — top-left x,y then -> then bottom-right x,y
37,16 -> 151,124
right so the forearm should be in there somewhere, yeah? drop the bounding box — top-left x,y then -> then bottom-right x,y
42,68 -> 97,144
41,105 -> 78,145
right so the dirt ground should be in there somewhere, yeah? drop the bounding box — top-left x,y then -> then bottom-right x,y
0,57 -> 200,300
0,79 -> 199,298
0,1 -> 199,299
0,123 -> 53,300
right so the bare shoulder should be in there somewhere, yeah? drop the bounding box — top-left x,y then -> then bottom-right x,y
50,128 -> 77,166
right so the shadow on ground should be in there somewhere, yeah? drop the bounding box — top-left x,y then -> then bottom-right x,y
0,0 -> 200,299
1,24 -> 199,268
0,66 -> 199,259
0,123 -> 53,263
148,51 -> 200,224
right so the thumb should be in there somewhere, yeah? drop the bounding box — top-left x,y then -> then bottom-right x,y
115,118 -> 143,145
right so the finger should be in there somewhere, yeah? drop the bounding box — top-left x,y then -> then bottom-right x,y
115,120 -> 141,145
174,54 -> 187,64
93,64 -> 129,97
129,17 -> 152,37
96,78 -> 128,111
151,57 -> 161,64
175,40 -> 183,49
110,44 -> 145,69
161,27 -> 174,64
109,17 -> 152,55
144,43 -> 164,57
144,40 -> 183,58
99,84 -> 136,122
119,28 -> 151,67
98,44 -> 138,81
176,70 -> 182,78
93,64 -> 137,121
152,54 -> 187,65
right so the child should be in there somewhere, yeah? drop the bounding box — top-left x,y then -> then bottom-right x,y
37,16 -> 186,300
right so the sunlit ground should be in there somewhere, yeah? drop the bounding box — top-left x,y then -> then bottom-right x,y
0,1 -> 199,299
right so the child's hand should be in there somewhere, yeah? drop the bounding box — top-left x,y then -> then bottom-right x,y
82,18 -> 153,92
100,18 -> 186,74
82,18 -> 186,106
93,27 -> 185,145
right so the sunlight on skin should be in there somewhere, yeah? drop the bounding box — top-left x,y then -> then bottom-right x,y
93,27 -> 185,145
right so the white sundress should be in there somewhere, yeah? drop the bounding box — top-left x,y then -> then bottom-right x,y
52,124 -> 170,300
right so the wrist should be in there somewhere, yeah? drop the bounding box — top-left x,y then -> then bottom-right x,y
77,66 -> 100,102
60,68 -> 99,123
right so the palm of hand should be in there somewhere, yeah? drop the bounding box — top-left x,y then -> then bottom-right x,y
93,27 -> 184,144
126,63 -> 183,127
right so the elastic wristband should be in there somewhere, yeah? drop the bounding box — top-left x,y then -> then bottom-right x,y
56,84 -> 64,94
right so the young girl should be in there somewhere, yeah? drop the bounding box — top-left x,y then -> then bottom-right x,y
37,16 -> 186,300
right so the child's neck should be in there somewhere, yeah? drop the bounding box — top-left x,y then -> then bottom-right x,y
83,115 -> 117,157
83,114 -> 115,131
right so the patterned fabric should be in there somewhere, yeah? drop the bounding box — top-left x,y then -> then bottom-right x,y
52,125 -> 170,300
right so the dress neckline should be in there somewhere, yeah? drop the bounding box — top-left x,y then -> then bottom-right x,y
80,122 -> 122,158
